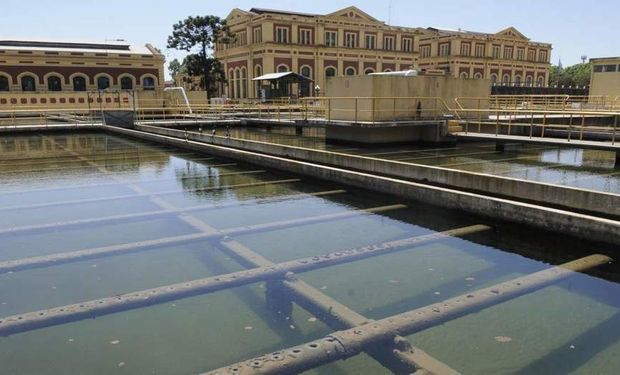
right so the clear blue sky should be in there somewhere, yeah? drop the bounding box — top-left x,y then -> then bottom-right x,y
4,0 -> 618,79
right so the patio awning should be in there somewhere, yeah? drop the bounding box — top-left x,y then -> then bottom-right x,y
252,71 -> 312,82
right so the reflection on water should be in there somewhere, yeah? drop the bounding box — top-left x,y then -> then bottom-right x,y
0,132 -> 618,374
183,124 -> 620,195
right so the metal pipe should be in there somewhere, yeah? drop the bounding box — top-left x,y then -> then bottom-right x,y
205,254 -> 611,375
0,190 -> 345,236
0,179 -> 302,212
0,225 -> 487,336
0,204 -> 405,274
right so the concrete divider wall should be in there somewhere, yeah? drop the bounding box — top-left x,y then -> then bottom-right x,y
136,124 -> 620,218
105,125 -> 620,245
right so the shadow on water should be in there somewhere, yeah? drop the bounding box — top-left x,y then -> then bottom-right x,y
517,312 -> 620,374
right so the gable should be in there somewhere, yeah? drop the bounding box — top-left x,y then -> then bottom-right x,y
326,6 -> 381,23
495,27 -> 529,40
226,8 -> 251,21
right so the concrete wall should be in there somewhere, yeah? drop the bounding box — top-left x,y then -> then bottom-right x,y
105,124 -> 620,245
590,58 -> 620,99
135,124 -> 620,219
325,75 -> 490,121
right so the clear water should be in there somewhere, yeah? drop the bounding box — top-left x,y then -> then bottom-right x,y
198,125 -> 620,196
0,132 -> 618,375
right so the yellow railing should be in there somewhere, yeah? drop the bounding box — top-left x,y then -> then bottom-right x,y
454,107 -> 620,145
455,95 -> 620,112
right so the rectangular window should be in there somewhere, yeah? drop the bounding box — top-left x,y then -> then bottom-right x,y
517,48 -> 525,60
365,34 -> 376,49
539,50 -> 548,62
492,45 -> 500,58
528,49 -> 536,61
275,27 -> 289,44
384,36 -> 395,51
325,31 -> 337,47
475,44 -> 485,57
439,43 -> 450,57
345,32 -> 357,48
460,43 -> 471,56
235,31 -> 247,47
402,38 -> 413,52
503,47 -> 513,60
299,29 -> 312,45
420,45 -> 431,58
600,64 -> 618,73
253,27 -> 262,43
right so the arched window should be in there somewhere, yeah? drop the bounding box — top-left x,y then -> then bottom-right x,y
474,72 -> 483,79
228,69 -> 235,98
240,68 -> 247,98
325,67 -> 336,78
97,76 -> 110,90
514,75 -> 522,86
254,65 -> 262,97
73,76 -> 87,91
0,76 -> 9,91
120,76 -> 134,90
383,69 -> 392,73
502,74 -> 510,85
300,66 -> 311,78
537,76 -> 545,87
364,68 -> 375,75
142,76 -> 155,90
47,75 -> 62,91
526,76 -> 533,87
21,75 -> 36,92
277,65 -> 289,73
460,72 -> 469,79
345,67 -> 356,76
234,69 -> 240,99
490,74 -> 498,85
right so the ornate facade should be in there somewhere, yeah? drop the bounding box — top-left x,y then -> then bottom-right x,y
215,7 -> 424,99
418,27 -> 551,86
0,39 -> 165,94
214,6 -> 552,99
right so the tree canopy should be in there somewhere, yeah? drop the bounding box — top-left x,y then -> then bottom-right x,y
549,63 -> 591,87
167,15 -> 234,97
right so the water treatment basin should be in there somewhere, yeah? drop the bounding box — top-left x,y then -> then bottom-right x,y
0,132 -> 618,374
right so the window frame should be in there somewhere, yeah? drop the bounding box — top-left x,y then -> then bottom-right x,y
275,26 -> 290,44
365,34 -> 376,50
325,31 -> 337,47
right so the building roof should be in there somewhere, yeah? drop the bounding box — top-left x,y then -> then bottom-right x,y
590,56 -> 620,63
249,8 -> 318,17
252,72 -> 312,82
0,38 -> 159,55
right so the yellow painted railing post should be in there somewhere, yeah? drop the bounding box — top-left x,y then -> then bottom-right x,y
327,99 -> 331,121
529,112 -> 534,138
371,98 -> 376,123
541,113 -> 547,138
393,98 -> 396,122
568,113 -> 573,142
495,109 -> 500,136
580,115 -> 586,141
612,115 -> 618,145
354,98 -> 358,124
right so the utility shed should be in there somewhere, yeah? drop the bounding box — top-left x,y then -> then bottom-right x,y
253,72 -> 313,100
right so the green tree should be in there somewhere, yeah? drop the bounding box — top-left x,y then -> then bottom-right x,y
181,54 -> 225,93
549,63 -> 591,87
167,15 -> 234,97
168,58 -> 182,81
